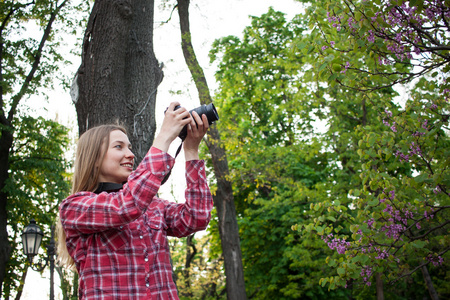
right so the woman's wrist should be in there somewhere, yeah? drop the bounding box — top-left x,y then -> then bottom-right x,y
184,148 -> 199,161
152,135 -> 173,153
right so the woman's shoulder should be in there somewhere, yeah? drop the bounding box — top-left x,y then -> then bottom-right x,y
60,191 -> 97,207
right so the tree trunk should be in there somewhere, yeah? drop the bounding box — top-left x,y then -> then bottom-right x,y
183,234 -> 196,298
176,1 -> 247,299
13,267 -> 28,300
421,265 -> 439,300
73,0 -> 162,163
0,127 -> 13,297
376,273 -> 384,300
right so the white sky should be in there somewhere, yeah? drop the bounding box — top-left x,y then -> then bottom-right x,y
20,0 -> 301,299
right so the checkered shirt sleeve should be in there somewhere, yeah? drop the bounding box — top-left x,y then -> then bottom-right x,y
59,147 -> 213,299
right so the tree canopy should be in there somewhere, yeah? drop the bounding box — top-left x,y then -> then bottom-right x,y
209,1 -> 449,298
0,0 -> 88,297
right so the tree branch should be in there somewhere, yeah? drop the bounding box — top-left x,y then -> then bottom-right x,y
390,247 -> 449,284
8,0 -> 69,122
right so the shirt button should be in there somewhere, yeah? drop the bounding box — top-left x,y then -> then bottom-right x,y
140,235 -> 143,239
146,283 -> 150,288
137,225 -> 140,229
162,171 -> 165,175
145,257 -> 148,262
166,165 -> 170,169
200,167 -> 203,171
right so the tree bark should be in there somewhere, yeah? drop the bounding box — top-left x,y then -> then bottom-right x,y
421,265 -> 439,300
74,0 -> 162,163
176,1 -> 247,299
183,234 -> 196,298
13,267 -> 28,300
0,127 -> 13,297
376,273 -> 384,300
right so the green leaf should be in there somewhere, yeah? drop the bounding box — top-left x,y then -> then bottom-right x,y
368,198 -> 379,207
368,134 -> 376,147
414,173 -> 428,183
327,216 -> 337,222
319,62 -> 328,71
297,41 -> 307,50
412,240 -> 427,248
328,259 -> 337,267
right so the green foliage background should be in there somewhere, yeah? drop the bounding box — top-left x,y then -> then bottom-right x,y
3,117 -> 72,299
205,1 -> 449,299
0,1 -> 89,298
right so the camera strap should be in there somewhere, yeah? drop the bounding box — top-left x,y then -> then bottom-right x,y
160,142 -> 183,185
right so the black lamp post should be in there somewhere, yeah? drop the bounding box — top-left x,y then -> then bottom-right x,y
21,219 -> 55,300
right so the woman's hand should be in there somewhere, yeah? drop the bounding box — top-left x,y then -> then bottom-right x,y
184,111 -> 209,161
153,102 -> 192,153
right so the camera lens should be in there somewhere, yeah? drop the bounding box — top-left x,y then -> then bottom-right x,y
191,103 -> 219,125
166,103 -> 219,140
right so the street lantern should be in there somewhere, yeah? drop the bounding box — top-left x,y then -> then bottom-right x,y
21,219 -> 44,265
21,219 -> 56,300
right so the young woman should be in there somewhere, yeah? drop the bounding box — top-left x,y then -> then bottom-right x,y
57,102 -> 213,299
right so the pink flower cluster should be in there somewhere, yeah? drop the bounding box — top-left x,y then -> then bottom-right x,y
341,61 -> 351,74
326,12 -> 342,31
409,142 -> 422,156
330,0 -> 449,65
379,191 -> 421,240
322,233 -> 350,254
433,186 -> 441,194
375,248 -> 389,260
382,3 -> 426,61
444,89 -> 450,102
360,266 -> 373,286
365,218 -> 375,229
394,150 -> 411,163
427,254 -> 444,266
424,208 -> 435,220
380,222 -> 406,239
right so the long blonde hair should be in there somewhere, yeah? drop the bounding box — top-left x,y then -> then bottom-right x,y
57,124 -> 127,270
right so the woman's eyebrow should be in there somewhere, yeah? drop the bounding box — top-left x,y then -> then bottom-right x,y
112,140 -> 132,148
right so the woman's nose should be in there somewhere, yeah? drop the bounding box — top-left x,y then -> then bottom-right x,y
126,148 -> 135,159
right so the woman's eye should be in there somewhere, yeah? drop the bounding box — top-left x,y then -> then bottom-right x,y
114,145 -> 122,149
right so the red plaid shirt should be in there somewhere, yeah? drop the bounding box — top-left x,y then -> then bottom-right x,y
59,147 -> 213,299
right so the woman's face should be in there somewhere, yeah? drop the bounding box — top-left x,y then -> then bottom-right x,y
98,130 -> 135,184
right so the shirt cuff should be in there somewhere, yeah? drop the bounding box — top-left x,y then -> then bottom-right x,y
147,147 -> 175,180
185,160 -> 206,184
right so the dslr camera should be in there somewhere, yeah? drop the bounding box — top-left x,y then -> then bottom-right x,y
167,103 -> 219,140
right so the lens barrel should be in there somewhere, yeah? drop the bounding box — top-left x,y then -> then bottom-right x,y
172,103 -> 219,140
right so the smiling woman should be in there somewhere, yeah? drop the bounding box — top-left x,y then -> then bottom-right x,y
98,130 -> 135,184
20,0 -> 300,298
57,102 -> 213,299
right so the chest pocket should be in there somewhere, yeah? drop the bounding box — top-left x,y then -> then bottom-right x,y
99,228 -> 128,252
99,221 -> 146,252
146,210 -> 168,248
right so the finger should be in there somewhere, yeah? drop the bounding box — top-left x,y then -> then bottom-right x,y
177,109 -> 190,119
201,114 -> 209,130
168,101 -> 181,111
191,111 -> 203,127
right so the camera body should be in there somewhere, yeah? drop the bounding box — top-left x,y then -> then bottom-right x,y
170,103 -> 219,140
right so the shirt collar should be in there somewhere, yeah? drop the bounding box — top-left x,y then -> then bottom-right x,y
94,182 -> 124,194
